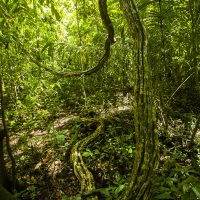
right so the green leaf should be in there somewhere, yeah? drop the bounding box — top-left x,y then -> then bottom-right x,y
51,4 -> 55,15
31,81 -> 39,93
71,133 -> 78,141
155,192 -> 174,199
57,135 -> 66,144
39,0 -> 45,5
187,170 -> 200,174
51,4 -> 61,21
17,100 -> 22,105
100,188 -> 110,196
181,191 -> 191,200
10,3 -> 18,13
110,10 -> 123,14
0,18 -> 4,23
192,187 -> 200,198
56,82 -> 62,90
10,120 -> 16,127
115,184 -> 125,194
182,183 -> 189,193
54,9 -> 61,21
50,83 -> 55,88
48,45 -> 54,58
94,149 -> 100,154
24,95 -> 35,107
171,185 -> 179,193
41,42 -> 54,53
128,148 -> 132,153
82,152 -> 92,157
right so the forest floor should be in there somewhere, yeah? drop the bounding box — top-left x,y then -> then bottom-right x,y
6,105 -> 200,200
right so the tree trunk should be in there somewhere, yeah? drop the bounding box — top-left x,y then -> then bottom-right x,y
0,128 -> 7,187
0,185 -> 18,200
0,75 -> 18,198
0,129 -> 18,200
118,1 -> 159,199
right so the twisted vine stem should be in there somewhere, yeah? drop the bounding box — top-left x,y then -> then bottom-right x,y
70,120 -> 104,200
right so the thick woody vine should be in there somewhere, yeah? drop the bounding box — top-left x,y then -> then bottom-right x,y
118,0 -> 159,200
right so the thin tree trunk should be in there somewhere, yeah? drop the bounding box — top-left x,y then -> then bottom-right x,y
0,130 -> 18,200
0,128 -> 7,186
0,75 -> 17,194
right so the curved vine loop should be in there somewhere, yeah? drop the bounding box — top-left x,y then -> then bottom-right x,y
98,0 -> 115,44
70,120 -> 104,200
19,0 -> 115,78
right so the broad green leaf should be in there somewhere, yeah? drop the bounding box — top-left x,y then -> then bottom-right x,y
192,186 -> 200,198
110,10 -> 123,14
82,152 -> 92,157
10,121 -> 16,127
54,9 -> 61,21
182,183 -> 189,193
57,135 -> 66,144
50,83 -> 55,88
71,133 -> 78,141
17,100 -> 22,105
94,149 -> 100,154
51,4 -> 55,15
100,188 -> 110,196
187,170 -> 200,174
181,191 -> 191,200
51,4 -> 61,21
171,185 -> 179,193
115,184 -> 125,194
155,192 -> 174,199
0,18 -> 4,23
128,148 -> 132,153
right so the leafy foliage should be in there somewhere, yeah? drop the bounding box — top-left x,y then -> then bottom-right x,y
0,0 -> 200,199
